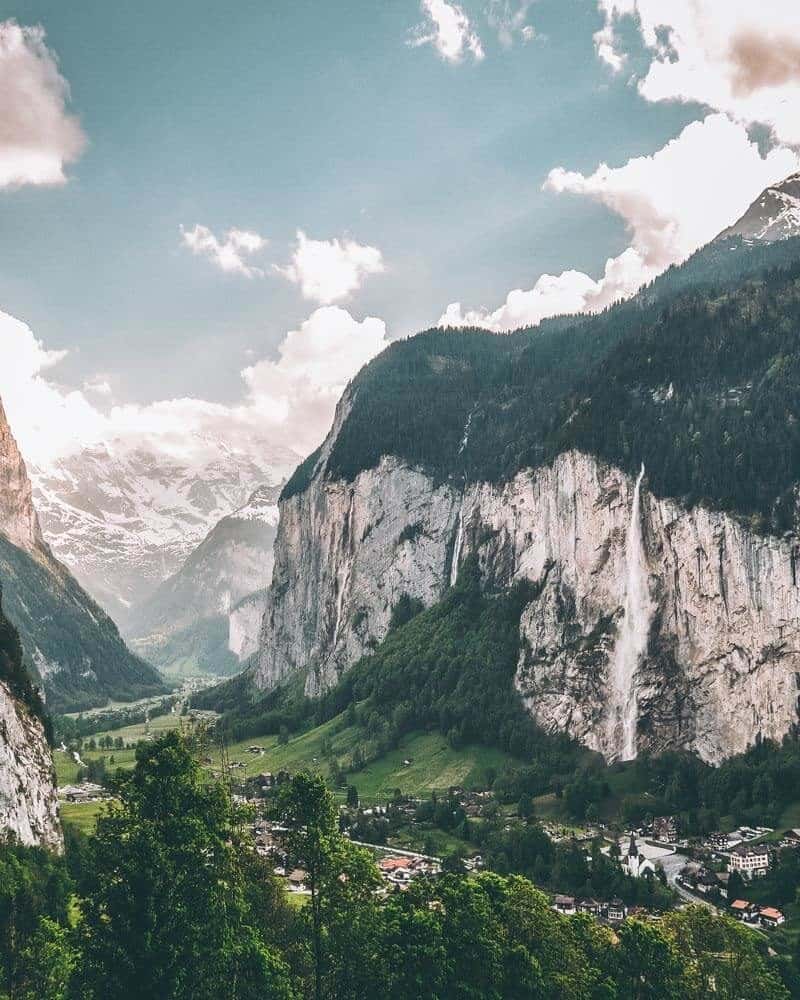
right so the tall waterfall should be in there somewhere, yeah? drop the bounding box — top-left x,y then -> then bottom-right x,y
607,464 -> 651,761
450,509 -> 464,587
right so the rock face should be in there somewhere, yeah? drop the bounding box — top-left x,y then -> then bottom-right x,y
256,445 -> 800,764
718,172 -> 800,244
229,590 -> 269,662
0,398 -> 44,553
0,679 -> 61,850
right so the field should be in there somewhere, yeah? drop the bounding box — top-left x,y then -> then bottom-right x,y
216,716 -> 514,803
59,800 -> 110,834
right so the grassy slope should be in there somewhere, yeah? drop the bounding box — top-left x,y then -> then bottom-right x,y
55,710 -> 517,832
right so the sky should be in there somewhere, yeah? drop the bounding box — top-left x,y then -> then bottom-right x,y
1,0 -> 799,470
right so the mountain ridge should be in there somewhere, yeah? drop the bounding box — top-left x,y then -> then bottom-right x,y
0,399 -> 166,712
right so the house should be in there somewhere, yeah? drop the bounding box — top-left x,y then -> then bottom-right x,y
607,898 -> 627,923
553,895 -> 576,915
729,899 -> 759,923
652,816 -> 679,842
577,898 -> 601,916
287,869 -> 308,891
758,907 -> 786,928
707,832 -> 731,851
728,843 -> 770,878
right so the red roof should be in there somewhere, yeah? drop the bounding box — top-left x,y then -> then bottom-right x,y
730,899 -> 751,910
378,857 -> 410,872
759,907 -> 784,920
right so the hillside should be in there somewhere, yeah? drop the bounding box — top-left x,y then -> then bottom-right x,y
0,398 -> 166,713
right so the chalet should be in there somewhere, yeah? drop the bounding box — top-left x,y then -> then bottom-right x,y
288,869 -> 308,891
728,843 -> 770,878
652,816 -> 679,842
729,899 -> 759,923
553,895 -> 576,915
577,898 -> 601,916
758,907 -> 786,928
706,832 -> 731,851
607,899 -> 627,923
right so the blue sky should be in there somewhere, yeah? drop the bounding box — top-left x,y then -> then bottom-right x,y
1,0 -> 799,467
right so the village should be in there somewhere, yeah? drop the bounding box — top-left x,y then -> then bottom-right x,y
233,768 -> 795,933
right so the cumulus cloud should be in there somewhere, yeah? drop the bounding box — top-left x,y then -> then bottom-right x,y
0,20 -> 86,188
594,1 -> 800,146
180,224 -> 267,277
276,231 -> 385,305
409,0 -> 485,63
487,2 -> 536,48
82,376 -> 112,397
242,307 -> 389,454
0,304 -> 388,469
441,114 -> 800,331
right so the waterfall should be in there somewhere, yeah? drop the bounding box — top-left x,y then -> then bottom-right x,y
607,464 -> 651,761
450,509 -> 464,587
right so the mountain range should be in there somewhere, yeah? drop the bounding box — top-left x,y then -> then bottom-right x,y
0,399 -> 165,712
126,484 -> 281,676
32,439 -> 297,626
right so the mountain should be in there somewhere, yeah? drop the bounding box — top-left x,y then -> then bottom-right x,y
718,172 -> 800,243
126,485 -> 281,676
0,591 -> 61,848
249,183 -> 800,766
0,398 -> 166,713
32,440 -> 298,625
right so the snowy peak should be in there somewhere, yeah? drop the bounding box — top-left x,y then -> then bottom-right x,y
32,441 -> 298,622
0,397 -> 45,555
718,172 -> 800,244
228,483 -> 281,526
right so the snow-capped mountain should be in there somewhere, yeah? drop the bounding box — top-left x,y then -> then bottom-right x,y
125,484 -> 281,675
718,172 -> 800,243
31,439 -> 299,626
0,397 -> 165,712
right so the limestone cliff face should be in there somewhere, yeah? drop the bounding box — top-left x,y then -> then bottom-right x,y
0,399 -> 44,555
255,446 -> 800,764
0,679 -> 61,850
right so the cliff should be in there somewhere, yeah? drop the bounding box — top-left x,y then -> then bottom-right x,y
256,448 -> 800,765
0,678 -> 61,849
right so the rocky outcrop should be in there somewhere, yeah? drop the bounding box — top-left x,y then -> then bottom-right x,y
255,446 -> 800,764
229,590 -> 269,662
0,679 -> 61,850
0,398 -> 44,554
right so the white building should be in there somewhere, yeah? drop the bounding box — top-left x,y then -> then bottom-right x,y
728,844 -> 770,878
621,835 -> 657,879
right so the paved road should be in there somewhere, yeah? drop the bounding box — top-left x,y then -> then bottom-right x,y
658,850 -> 718,913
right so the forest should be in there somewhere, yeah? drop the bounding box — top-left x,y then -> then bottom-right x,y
1,731 -> 796,1000
290,236 -> 800,536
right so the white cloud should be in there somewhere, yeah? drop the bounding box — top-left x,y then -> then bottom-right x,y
276,230 -> 385,305
83,376 -> 112,397
595,1 -> 800,146
0,305 -> 388,469
0,20 -> 86,189
409,0 -> 485,63
242,307 -> 388,454
441,114 -> 800,331
180,224 -> 267,277
487,2 -> 536,48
